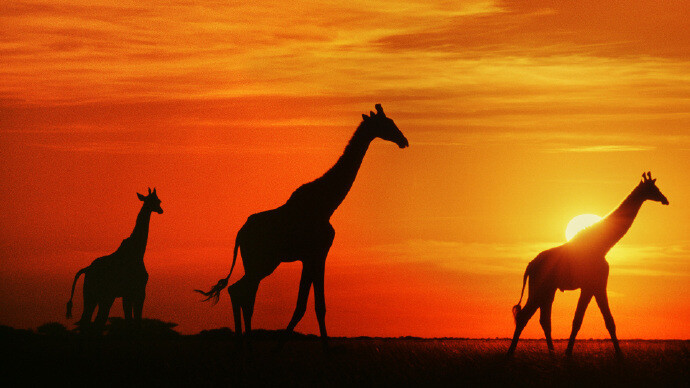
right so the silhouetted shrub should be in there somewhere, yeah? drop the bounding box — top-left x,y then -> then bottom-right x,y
37,322 -> 71,338
250,329 -> 318,341
0,324 -> 33,340
196,327 -> 234,339
106,318 -> 180,338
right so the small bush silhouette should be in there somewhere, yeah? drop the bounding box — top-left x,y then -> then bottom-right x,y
37,322 -> 71,338
0,324 -> 33,340
196,327 -> 234,339
106,317 -> 180,338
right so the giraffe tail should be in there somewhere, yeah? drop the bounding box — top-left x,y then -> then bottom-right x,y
66,267 -> 88,319
512,262 -> 531,322
195,230 -> 241,305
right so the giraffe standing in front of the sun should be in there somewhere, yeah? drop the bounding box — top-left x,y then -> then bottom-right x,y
196,104 -> 408,350
507,172 -> 669,357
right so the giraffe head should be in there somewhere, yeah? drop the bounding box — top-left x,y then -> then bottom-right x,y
361,104 -> 409,148
636,171 -> 669,205
137,187 -> 164,214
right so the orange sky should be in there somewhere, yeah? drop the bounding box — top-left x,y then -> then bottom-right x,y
1,0 -> 689,339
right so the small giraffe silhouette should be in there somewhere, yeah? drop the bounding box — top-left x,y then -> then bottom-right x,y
66,188 -> 163,333
196,104 -> 408,349
507,172 -> 668,357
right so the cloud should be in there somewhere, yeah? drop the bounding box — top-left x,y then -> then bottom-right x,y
28,140 -> 329,155
2,0 -> 690,161
545,145 -> 656,153
369,239 -> 557,275
373,0 -> 690,59
609,242 -> 690,277
3,0 -> 689,107
369,239 -> 690,278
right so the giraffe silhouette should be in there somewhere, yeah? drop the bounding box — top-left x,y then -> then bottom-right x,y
507,172 -> 668,357
66,188 -> 163,333
196,104 -> 408,349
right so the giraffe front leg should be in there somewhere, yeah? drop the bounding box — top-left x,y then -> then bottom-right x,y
123,296 -> 133,322
566,291 -> 592,357
595,291 -> 622,357
272,267 -> 313,353
312,260 -> 328,351
132,290 -> 146,330
286,266 -> 314,333
93,297 -> 115,334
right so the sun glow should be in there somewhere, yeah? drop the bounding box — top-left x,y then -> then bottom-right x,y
565,214 -> 602,241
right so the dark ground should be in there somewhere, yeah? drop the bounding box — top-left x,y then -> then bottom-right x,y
1,324 -> 688,387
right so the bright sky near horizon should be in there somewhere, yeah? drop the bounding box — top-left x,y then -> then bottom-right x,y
1,0 -> 689,339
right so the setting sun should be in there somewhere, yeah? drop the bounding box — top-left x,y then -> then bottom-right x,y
565,214 -> 603,241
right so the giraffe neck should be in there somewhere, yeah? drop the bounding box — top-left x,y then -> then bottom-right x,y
591,189 -> 645,253
287,124 -> 373,219
128,205 -> 151,258
328,125 -> 372,190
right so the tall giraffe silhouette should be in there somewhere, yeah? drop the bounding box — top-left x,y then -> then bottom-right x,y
196,104 -> 408,349
507,172 -> 668,357
66,188 -> 163,332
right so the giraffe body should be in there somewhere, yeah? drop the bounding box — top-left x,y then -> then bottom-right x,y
528,246 -> 608,293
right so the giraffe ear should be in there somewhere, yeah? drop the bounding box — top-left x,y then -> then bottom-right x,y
362,114 -> 369,121
137,193 -> 146,201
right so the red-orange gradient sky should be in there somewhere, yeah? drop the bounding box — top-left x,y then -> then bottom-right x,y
1,1 -> 689,338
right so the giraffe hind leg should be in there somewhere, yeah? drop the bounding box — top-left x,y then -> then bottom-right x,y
228,278 -> 245,339
78,297 -> 97,330
241,280 -> 260,332
240,279 -> 260,354
540,301 -> 555,351
539,289 -> 556,351
507,299 -> 539,356
77,278 -> 97,331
